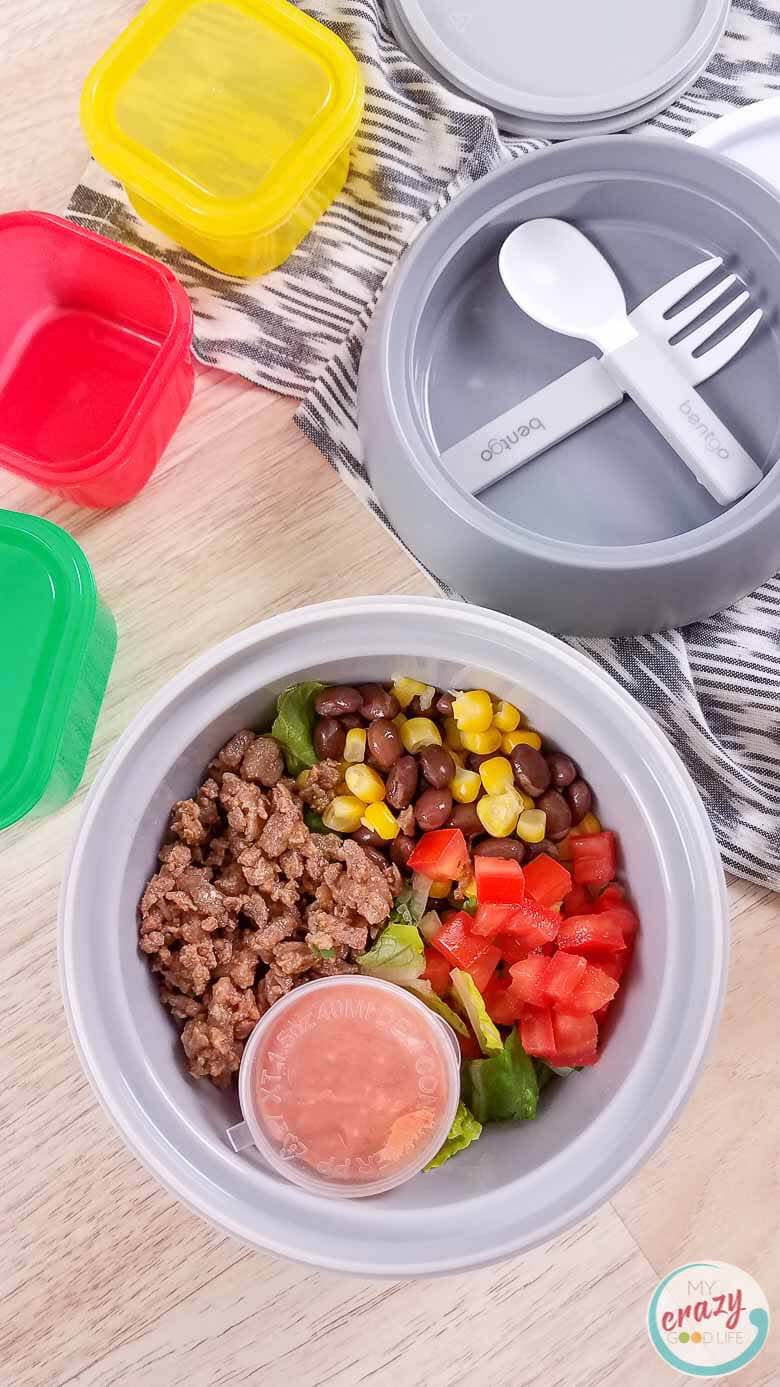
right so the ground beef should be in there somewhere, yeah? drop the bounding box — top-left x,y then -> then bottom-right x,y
300,759 -> 341,813
138,730 -> 402,1089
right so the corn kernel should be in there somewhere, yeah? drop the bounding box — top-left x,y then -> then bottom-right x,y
392,713 -> 407,733
462,875 -> 477,899
476,791 -> 520,838
322,795 -> 365,833
479,756 -> 514,796
401,717 -> 443,753
361,802 -> 400,841
444,717 -> 464,751
452,689 -> 494,733
518,790 -> 535,811
390,676 -> 429,709
461,727 -> 503,755
502,729 -> 542,753
449,749 -> 465,768
345,764 -> 386,803
573,812 -> 602,836
492,700 -> 522,733
428,879 -> 451,900
343,727 -> 367,764
450,767 -> 482,803
416,684 -> 437,712
516,809 -> 547,844
296,770 -> 311,790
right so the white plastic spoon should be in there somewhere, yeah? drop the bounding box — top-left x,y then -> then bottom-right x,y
498,219 -> 764,505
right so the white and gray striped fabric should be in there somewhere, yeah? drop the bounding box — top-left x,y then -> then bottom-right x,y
66,0 -> 780,888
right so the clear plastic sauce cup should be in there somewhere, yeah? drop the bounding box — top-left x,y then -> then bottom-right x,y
227,976 -> 461,1198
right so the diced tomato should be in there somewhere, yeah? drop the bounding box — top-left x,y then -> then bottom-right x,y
571,831 -> 617,887
563,884 -> 594,917
522,854 -> 572,909
551,1010 -> 598,1064
556,913 -> 626,958
482,974 -> 523,1025
595,883 -> 625,912
506,896 -> 561,948
597,905 -> 640,943
474,855 -> 525,905
495,933 -> 532,965
458,1031 -> 482,1060
465,948 -> 501,993
542,951 -> 587,1006
431,913 -> 499,993
407,828 -> 470,881
472,902 -> 523,938
508,955 -> 549,1008
520,1008 -> 555,1057
422,947 -> 451,997
564,963 -> 619,1015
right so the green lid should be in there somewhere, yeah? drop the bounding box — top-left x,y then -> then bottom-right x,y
0,511 -> 105,829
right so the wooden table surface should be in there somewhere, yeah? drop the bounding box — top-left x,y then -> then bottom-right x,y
2,4 -> 778,1384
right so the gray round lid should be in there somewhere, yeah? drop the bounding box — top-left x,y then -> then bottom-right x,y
397,0 -> 726,118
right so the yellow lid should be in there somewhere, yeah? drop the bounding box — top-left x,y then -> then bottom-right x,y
81,0 -> 364,238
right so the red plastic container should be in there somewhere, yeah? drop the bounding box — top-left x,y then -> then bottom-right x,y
0,213 -> 194,508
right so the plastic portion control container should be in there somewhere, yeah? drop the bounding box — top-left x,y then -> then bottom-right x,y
0,511 -> 117,830
0,213 -> 194,509
227,976 -> 461,1198
81,0 -> 365,277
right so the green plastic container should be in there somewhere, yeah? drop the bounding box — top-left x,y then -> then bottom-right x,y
0,510 -> 117,829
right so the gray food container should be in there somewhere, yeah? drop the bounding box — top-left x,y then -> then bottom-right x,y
358,135 -> 780,635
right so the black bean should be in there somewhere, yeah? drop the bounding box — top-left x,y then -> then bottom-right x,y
340,713 -> 363,731
352,825 -> 386,850
366,718 -> 403,770
536,789 -> 572,841
567,778 -> 593,822
467,751 -> 497,772
391,834 -> 416,869
418,745 -> 455,789
435,692 -> 455,717
415,787 -> 453,831
526,838 -> 561,861
546,752 -> 577,789
386,755 -> 418,810
510,744 -> 551,798
315,685 -> 363,716
363,845 -> 390,869
447,802 -> 484,838
358,683 -> 399,721
313,717 -> 346,761
473,837 -> 527,864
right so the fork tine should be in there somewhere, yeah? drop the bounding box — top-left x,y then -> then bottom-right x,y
682,290 -> 750,353
667,275 -> 738,334
690,307 -> 763,376
632,256 -> 724,321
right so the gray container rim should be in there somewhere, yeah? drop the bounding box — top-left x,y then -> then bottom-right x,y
367,136 -> 780,575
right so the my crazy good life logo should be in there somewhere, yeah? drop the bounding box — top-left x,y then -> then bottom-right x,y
647,1261 -> 770,1377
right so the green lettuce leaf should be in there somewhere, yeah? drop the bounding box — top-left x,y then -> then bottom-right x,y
449,968 -> 503,1056
425,1102 -> 482,1170
404,980 -> 469,1036
461,895 -> 478,916
303,808 -> 327,834
462,1029 -> 539,1123
271,681 -> 325,776
357,923 -> 425,985
418,909 -> 442,943
388,886 -> 417,928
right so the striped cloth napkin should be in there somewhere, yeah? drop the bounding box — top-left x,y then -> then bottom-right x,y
67,0 -> 780,888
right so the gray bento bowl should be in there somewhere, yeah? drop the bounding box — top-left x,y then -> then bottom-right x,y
358,137 -> 780,635
59,598 -> 728,1276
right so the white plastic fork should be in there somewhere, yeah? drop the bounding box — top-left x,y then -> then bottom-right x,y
442,256 -> 763,495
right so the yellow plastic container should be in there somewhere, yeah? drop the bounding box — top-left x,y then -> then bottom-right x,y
81,0 -> 364,277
